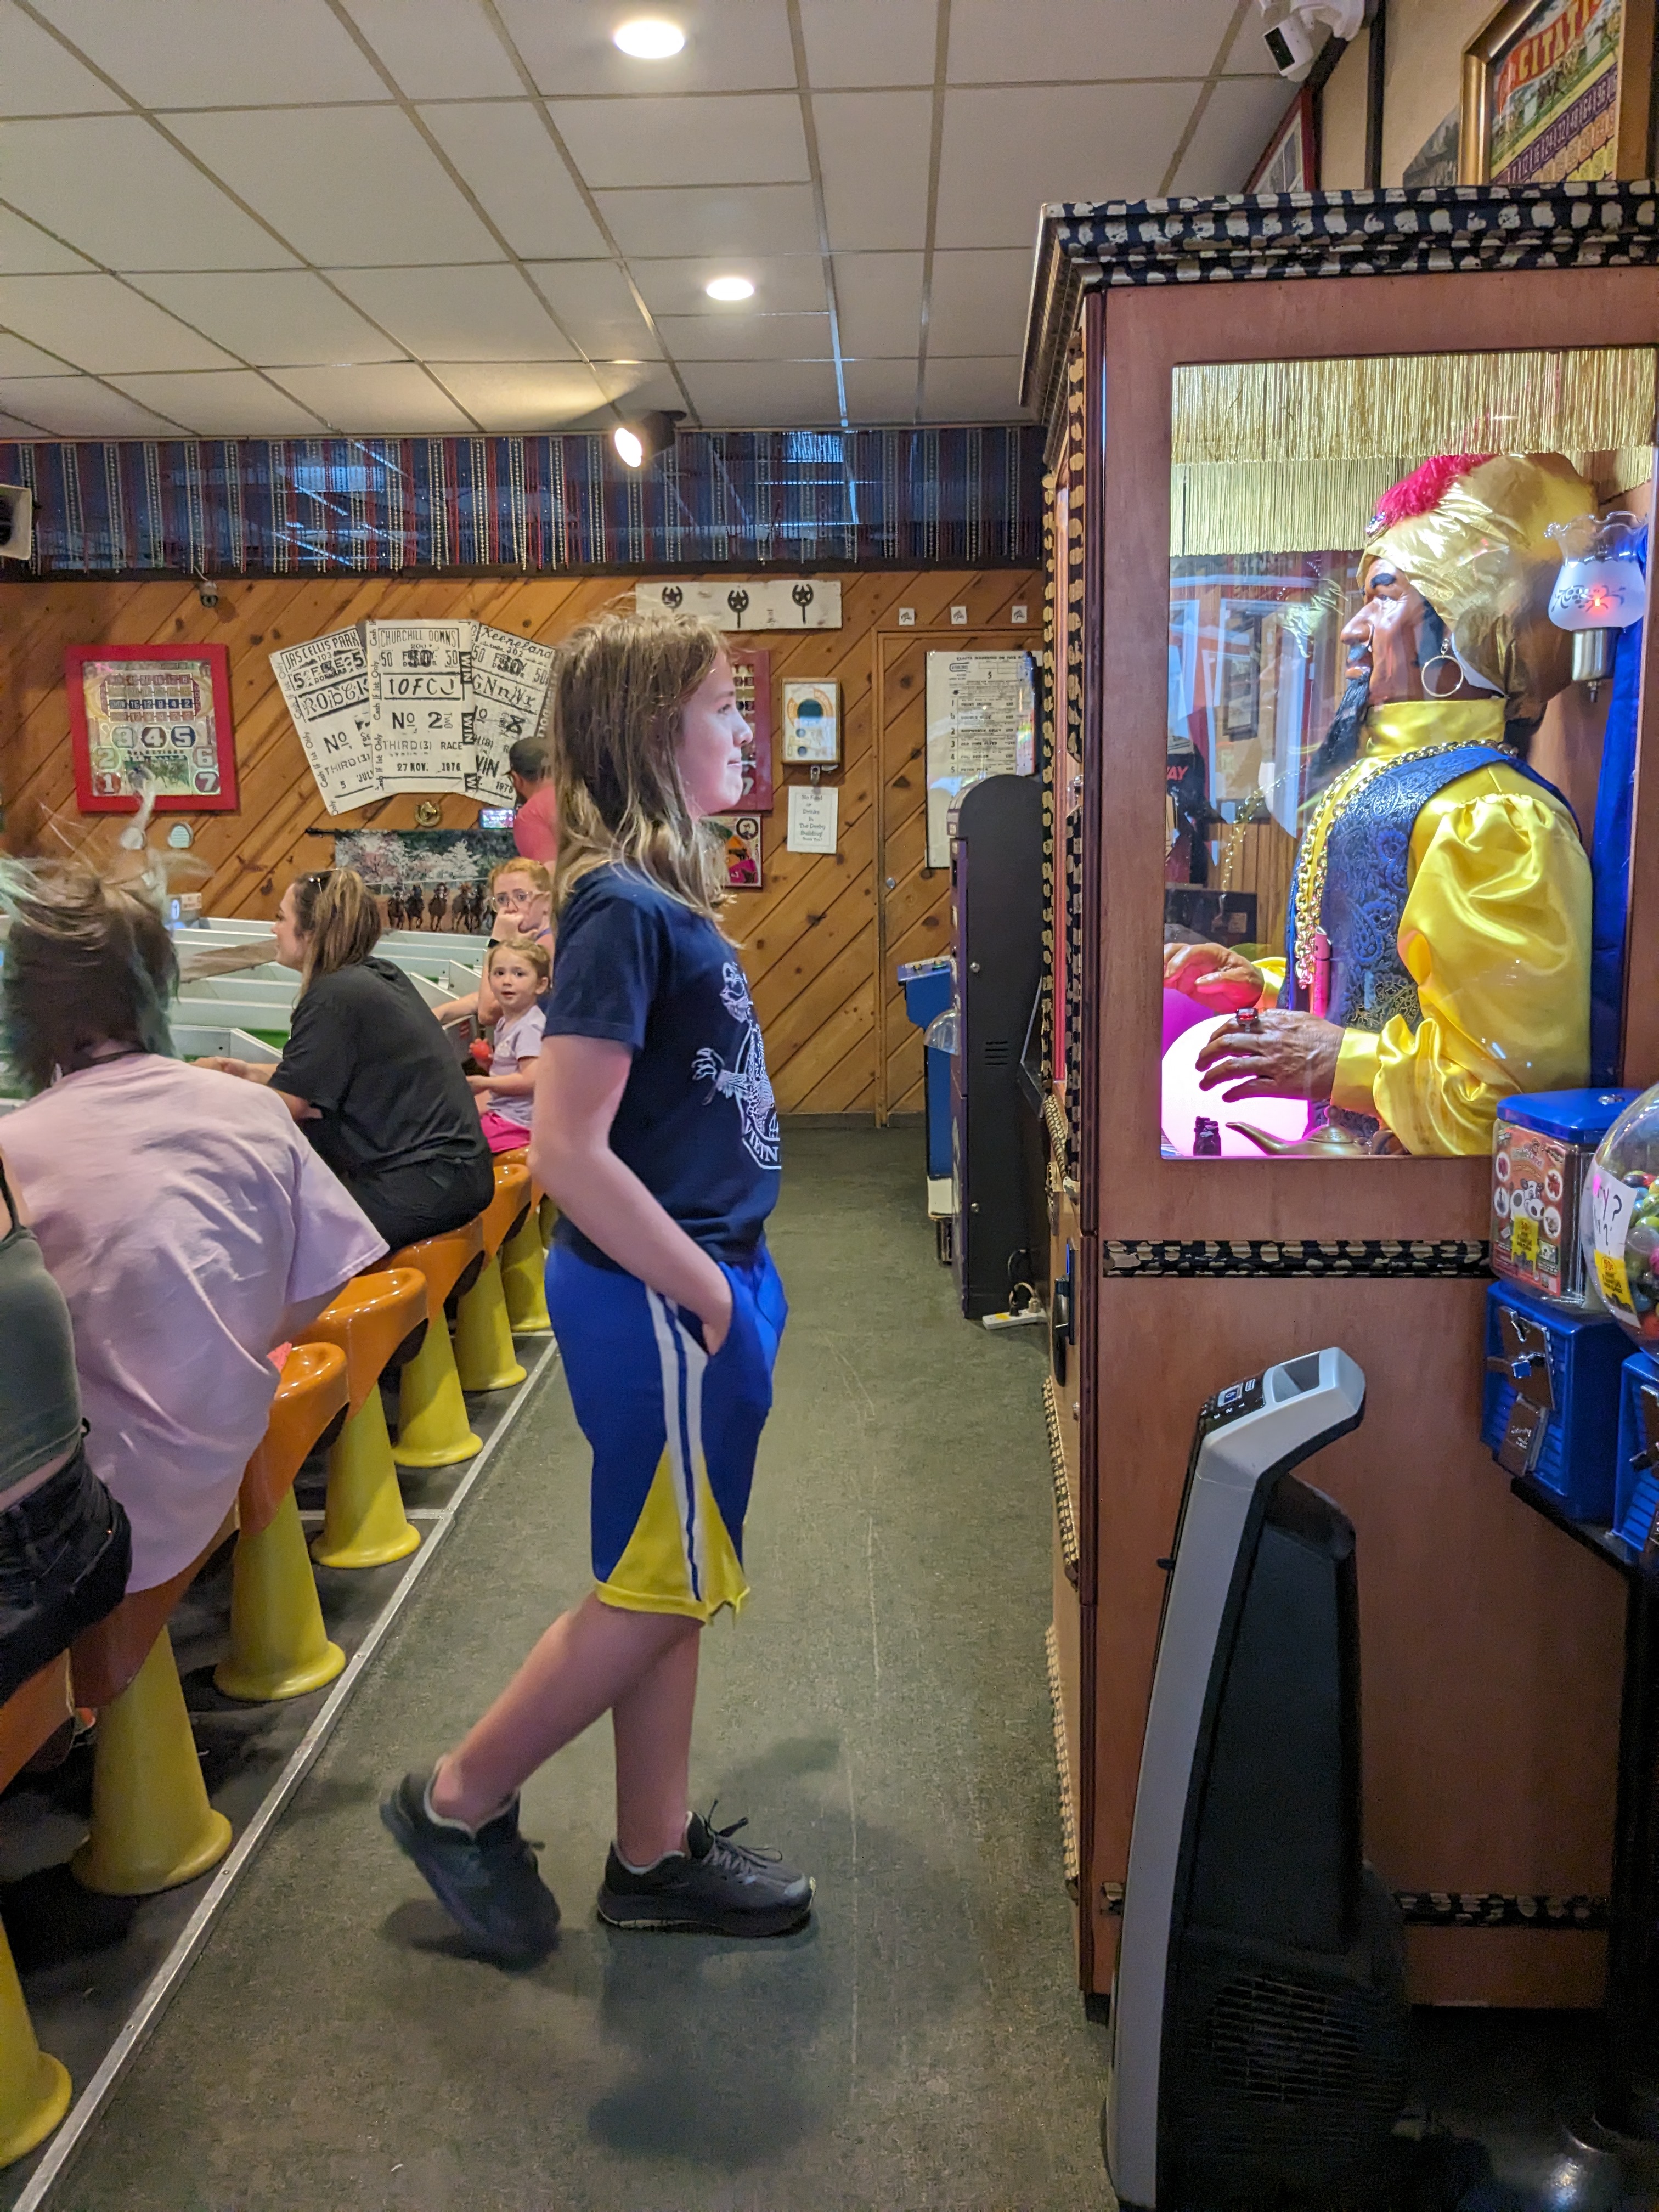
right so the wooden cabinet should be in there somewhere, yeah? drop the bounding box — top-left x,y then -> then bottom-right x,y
1022,187 -> 1659,2006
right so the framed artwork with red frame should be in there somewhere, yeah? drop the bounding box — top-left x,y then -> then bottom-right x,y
66,642 -> 238,812
729,645 -> 775,811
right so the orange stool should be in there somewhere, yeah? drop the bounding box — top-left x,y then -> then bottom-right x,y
70,1517 -> 238,1896
215,1344 -> 349,1701
0,1657 -> 75,2166
496,1151 -> 552,1336
300,1268 -> 428,1569
455,1159 -> 532,1391
389,1220 -> 484,1468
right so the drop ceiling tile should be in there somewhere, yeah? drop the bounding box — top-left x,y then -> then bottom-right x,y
0,206 -> 97,273
597,185 -> 820,259
524,262 -> 659,359
492,0 -> 796,95
815,90 -> 932,251
589,362 -> 684,410
0,274 -> 238,372
841,358 -> 919,422
629,253 -> 826,316
0,6 -> 126,114
103,369 -> 327,433
1171,75 -> 1302,195
799,0 -> 938,87
0,116 -> 298,272
0,409 -> 54,436
0,332 -> 72,377
0,376 -> 184,436
549,94 -> 808,190
327,265 -> 578,362
926,248 -> 1034,357
165,108 -> 501,267
30,0 -> 391,106
424,361 -> 610,431
934,82 -> 1195,247
127,272 -> 398,365
678,358 -> 840,426
947,0 -> 1240,82
833,252 -> 923,356
266,362 -> 473,432
416,102 -> 609,259
655,312 -> 832,362
342,0 -> 526,99
921,356 -> 1027,422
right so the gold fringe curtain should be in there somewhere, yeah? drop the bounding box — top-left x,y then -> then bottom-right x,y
1169,349 -> 1656,555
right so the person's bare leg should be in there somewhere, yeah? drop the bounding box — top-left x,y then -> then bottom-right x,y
612,1623 -> 701,1866
431,1594 -> 694,1827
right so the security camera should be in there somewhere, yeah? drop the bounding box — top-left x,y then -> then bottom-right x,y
196,573 -> 219,608
0,484 -> 32,563
1258,0 -> 1364,80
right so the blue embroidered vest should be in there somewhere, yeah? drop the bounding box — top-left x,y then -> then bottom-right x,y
1283,743 -> 1572,1140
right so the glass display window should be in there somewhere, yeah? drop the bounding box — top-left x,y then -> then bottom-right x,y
1156,346 -> 1655,1164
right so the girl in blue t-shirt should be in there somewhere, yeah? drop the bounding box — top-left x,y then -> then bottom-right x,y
382,612 -> 809,1959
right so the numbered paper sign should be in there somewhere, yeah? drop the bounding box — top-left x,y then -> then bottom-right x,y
1588,1164 -> 1642,1319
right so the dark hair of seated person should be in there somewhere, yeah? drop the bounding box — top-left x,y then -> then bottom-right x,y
0,863 -> 177,1094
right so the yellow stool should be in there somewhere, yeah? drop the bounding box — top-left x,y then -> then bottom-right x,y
215,1344 -> 349,1701
71,1531 -> 235,1897
495,1150 -> 551,1336
389,1222 -> 484,1469
456,1159 -> 532,1391
301,1268 -> 427,1569
0,1657 -> 74,2168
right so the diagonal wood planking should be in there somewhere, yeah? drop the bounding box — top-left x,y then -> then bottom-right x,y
0,565 -> 1037,1113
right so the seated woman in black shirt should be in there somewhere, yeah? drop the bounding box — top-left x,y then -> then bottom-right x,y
202,870 -> 493,1251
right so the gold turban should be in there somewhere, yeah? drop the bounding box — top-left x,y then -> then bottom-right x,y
1361,454 -> 1596,721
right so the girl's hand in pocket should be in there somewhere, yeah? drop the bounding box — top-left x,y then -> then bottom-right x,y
699,1272 -> 735,1357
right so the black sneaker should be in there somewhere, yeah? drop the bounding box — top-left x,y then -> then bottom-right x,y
597,1805 -> 814,1936
380,1768 -> 560,1967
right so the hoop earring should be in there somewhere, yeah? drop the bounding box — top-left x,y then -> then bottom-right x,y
1420,652 -> 1465,699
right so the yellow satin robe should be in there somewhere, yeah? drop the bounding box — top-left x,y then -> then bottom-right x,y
1265,699 -> 1591,1157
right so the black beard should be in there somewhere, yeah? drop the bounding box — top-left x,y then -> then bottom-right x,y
1313,672 -> 1371,775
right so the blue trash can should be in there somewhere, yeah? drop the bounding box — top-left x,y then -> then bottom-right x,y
898,956 -> 953,1181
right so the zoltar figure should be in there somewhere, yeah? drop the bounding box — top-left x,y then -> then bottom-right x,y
1167,453 -> 1595,1155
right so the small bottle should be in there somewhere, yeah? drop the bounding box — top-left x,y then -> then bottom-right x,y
1193,1116 -> 1222,1158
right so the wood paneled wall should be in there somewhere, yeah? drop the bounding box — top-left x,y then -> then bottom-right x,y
0,566 -> 1037,1114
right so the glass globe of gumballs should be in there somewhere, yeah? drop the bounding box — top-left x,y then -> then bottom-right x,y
1547,510 -> 1645,695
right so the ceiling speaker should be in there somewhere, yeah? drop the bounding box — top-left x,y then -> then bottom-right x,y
0,485 -> 33,563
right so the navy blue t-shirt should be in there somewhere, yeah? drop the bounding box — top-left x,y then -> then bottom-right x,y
540,864 -> 781,1268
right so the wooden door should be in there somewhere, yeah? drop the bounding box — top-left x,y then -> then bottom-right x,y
874,579 -> 1039,1121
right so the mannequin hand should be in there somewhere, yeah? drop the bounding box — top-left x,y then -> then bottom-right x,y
1163,941 -> 1265,1013
1196,1012 -> 1342,1103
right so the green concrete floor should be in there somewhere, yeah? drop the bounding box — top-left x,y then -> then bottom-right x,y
57,1126 -> 1109,2211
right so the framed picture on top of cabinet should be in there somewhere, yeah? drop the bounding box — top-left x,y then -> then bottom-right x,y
1460,0 -> 1656,186
66,641 -> 238,812
1246,86 -> 1317,193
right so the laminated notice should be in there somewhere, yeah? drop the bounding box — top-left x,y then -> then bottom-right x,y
269,627 -> 379,815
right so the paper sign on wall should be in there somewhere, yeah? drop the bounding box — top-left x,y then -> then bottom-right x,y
471,624 -> 554,808
368,620 -> 473,791
923,650 -> 1035,867
269,628 -> 379,816
787,783 -> 838,854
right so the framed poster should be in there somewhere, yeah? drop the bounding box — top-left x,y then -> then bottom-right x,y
713,814 -> 763,889
66,642 -> 236,812
1246,86 -> 1317,193
781,678 -> 841,764
1460,0 -> 1655,185
729,646 -> 774,810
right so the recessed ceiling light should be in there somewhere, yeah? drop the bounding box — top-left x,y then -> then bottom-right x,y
613,18 -> 685,59
705,275 -> 755,302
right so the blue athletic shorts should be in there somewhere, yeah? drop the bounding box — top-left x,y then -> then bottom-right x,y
545,1241 -> 787,1623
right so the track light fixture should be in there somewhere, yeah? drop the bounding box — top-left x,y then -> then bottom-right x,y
612,410 -> 684,469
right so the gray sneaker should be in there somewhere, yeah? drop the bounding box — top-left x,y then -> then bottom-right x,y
380,1769 -> 560,1967
597,1805 -> 814,1936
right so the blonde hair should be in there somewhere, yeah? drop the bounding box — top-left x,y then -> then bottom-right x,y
550,611 -> 726,922
290,867 -> 381,992
489,857 -> 551,900
486,936 -> 550,986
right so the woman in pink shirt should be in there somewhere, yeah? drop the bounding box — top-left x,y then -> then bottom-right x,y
1,865 -> 386,1595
